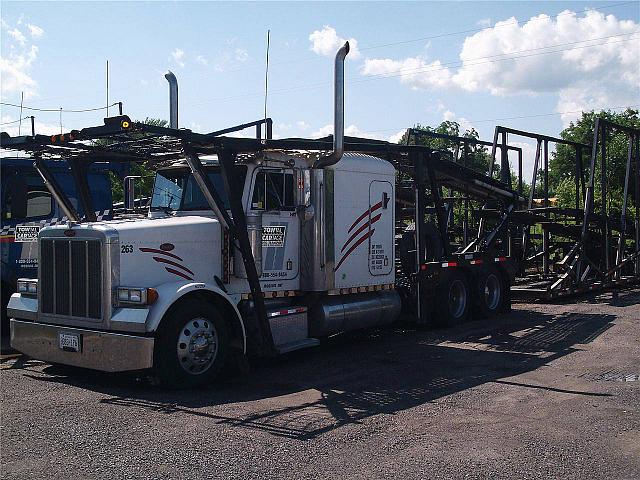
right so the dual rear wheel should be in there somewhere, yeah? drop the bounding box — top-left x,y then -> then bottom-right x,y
433,265 -> 506,327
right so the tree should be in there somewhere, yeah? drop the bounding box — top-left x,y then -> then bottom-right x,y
397,121 -> 494,175
550,108 -> 639,214
107,117 -> 168,203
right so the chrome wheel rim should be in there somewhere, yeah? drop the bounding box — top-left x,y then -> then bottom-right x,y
484,274 -> 501,310
177,318 -> 218,375
449,279 -> 467,319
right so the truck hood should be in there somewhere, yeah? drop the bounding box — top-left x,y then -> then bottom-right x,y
104,215 -> 222,286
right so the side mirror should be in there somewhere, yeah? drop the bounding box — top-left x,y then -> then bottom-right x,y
124,175 -> 141,210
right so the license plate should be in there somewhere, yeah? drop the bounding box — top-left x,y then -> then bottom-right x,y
58,332 -> 81,352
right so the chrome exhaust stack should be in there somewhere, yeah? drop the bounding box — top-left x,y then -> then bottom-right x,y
164,71 -> 178,129
313,41 -> 350,169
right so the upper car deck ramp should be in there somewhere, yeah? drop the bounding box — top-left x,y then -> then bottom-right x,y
1,115 -> 524,204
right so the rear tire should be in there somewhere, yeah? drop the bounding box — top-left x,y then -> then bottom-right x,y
434,270 -> 470,327
154,299 -> 229,389
473,266 -> 504,318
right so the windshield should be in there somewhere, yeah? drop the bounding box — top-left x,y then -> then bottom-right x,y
150,167 -> 247,211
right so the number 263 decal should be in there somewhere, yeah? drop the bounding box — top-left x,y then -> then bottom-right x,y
121,244 -> 134,254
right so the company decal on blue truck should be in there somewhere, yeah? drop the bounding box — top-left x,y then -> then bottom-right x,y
0,209 -> 112,243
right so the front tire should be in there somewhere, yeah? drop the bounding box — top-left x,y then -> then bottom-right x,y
154,300 -> 229,388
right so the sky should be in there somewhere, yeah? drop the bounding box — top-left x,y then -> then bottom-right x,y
1,1 -> 639,179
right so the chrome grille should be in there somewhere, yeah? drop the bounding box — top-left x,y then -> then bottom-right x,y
40,238 -> 103,320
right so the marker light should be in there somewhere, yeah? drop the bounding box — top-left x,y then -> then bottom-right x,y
121,120 -> 130,128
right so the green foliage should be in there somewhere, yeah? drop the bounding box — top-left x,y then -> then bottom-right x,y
550,108 -> 639,214
397,121 -> 494,175
106,118 -> 168,203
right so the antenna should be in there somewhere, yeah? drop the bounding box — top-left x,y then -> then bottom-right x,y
263,29 -> 270,139
18,91 -> 24,135
106,60 -> 109,117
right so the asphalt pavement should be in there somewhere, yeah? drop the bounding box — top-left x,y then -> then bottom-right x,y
1,288 -> 639,479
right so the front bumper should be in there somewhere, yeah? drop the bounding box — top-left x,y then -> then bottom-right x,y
10,319 -> 154,372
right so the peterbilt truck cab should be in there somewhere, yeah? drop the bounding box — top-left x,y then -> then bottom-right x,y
8,149 -> 401,387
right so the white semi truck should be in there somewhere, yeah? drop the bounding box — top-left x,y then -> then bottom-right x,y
4,43 -> 519,387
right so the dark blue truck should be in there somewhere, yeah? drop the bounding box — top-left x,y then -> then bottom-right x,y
1,157 -> 126,336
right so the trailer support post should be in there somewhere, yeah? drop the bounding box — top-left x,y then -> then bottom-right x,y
33,157 -> 81,223
616,134 -> 634,278
182,141 -> 274,355
67,158 -> 97,222
601,124 -> 609,273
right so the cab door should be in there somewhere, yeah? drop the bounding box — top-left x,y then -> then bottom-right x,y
1,167 -> 54,282
368,180 -> 393,276
249,168 -> 300,288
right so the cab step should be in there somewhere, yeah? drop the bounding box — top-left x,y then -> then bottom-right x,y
267,306 -> 318,354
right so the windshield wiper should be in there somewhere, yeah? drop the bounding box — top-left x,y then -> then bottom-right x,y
150,192 -> 177,214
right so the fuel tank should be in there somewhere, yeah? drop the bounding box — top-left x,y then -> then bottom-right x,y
308,290 -> 401,337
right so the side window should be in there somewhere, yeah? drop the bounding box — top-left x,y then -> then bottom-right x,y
251,170 -> 295,211
251,171 -> 266,210
3,172 -> 52,220
26,191 -> 52,217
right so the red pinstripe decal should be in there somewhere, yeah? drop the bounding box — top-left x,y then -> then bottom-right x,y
335,229 -> 374,271
152,256 -> 194,276
341,213 -> 382,253
165,267 -> 193,280
139,247 -> 183,261
348,201 -> 382,233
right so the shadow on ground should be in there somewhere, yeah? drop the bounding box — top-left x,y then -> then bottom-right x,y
2,302 -> 624,440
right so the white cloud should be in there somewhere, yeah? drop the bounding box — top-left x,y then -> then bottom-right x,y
452,12 -> 638,93
0,44 -> 39,98
442,109 -> 474,133
171,48 -> 185,67
477,18 -> 491,28
311,123 -> 385,140
389,129 -> 407,144
454,10 -> 640,125
309,26 -> 361,59
296,120 -> 310,131
195,55 -> 208,66
1,115 -> 60,137
235,48 -> 249,62
27,24 -> 43,38
311,124 -> 333,138
7,28 -> 26,45
362,10 -> 639,126
362,57 -> 453,89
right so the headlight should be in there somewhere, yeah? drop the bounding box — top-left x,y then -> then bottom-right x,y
115,287 -> 158,306
129,290 -> 142,302
17,279 -> 38,296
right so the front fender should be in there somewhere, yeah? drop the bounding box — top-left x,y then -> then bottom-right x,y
146,281 -> 246,354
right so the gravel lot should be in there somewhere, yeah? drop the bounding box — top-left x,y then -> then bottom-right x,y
1,288 -> 639,479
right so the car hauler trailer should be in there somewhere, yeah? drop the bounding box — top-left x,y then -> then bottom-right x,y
3,43 -> 527,387
489,122 -> 640,299
398,123 -> 640,300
